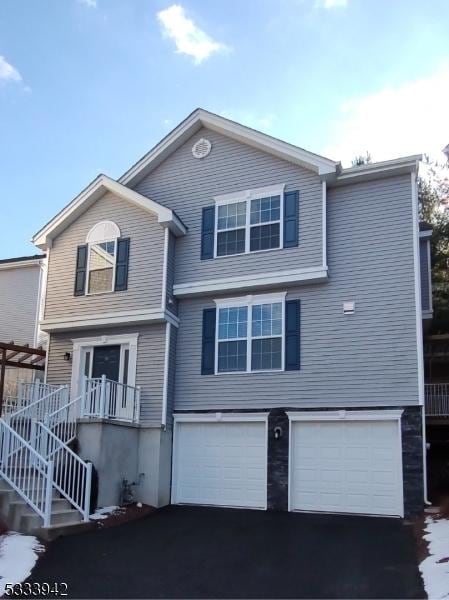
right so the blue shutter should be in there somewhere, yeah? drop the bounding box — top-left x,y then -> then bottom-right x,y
115,238 -> 130,291
283,191 -> 299,248
285,300 -> 300,370
201,308 -> 216,375
74,244 -> 87,296
201,206 -> 215,260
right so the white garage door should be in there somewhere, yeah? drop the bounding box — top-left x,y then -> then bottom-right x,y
290,419 -> 403,517
172,420 -> 267,509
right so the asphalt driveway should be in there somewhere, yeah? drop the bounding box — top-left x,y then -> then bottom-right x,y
28,506 -> 425,598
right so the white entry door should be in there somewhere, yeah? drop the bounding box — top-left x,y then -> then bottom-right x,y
290,417 -> 404,517
172,419 -> 267,509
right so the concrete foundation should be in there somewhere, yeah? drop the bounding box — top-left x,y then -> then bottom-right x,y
77,419 -> 172,509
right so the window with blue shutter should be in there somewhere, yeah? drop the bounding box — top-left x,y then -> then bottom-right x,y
201,308 -> 216,374
283,190 -> 299,248
74,245 -> 88,296
115,238 -> 130,292
201,206 -> 215,260
285,299 -> 301,370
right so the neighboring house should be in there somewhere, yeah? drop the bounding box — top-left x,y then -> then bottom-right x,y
0,255 -> 47,398
30,109 -> 428,519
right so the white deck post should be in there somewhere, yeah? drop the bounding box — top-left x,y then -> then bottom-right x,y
43,460 -> 54,528
80,376 -> 87,418
99,375 -> 106,419
83,462 -> 93,521
135,386 -> 141,424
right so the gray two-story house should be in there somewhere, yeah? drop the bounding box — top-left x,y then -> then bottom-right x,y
32,109 -> 426,519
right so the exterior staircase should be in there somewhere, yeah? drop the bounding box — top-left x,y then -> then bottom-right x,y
0,384 -> 94,539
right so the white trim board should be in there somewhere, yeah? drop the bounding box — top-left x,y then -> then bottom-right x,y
173,266 -> 328,298
173,412 -> 269,423
70,332 -> 139,399
286,409 -> 404,421
40,308 -> 180,332
32,174 -> 186,250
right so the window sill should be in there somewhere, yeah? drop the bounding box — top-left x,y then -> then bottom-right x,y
212,369 -> 285,376
213,245 -> 287,260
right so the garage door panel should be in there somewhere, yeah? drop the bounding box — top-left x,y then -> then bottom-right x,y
290,419 -> 403,517
174,421 -> 267,509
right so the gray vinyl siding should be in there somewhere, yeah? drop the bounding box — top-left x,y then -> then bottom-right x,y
46,324 -> 166,426
134,127 -> 323,285
420,239 -> 431,312
45,191 -> 165,321
174,175 -> 420,410
0,265 -> 41,346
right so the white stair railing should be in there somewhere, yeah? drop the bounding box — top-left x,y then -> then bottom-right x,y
18,381 -> 62,405
1,383 -> 93,526
7,385 -> 69,444
83,376 -> 140,423
34,422 -> 92,521
0,419 -> 54,527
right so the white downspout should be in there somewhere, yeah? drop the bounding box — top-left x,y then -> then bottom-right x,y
161,322 -> 171,430
411,171 -> 430,505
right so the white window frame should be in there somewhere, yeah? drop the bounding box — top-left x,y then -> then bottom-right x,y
214,292 -> 286,374
86,239 -> 117,296
85,220 -> 121,296
213,184 -> 285,259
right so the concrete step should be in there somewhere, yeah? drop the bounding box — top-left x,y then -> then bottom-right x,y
20,508 -> 82,532
33,520 -> 96,542
0,477 -> 85,535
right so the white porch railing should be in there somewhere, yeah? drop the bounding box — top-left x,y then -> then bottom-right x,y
82,376 -> 140,423
0,419 -> 54,527
425,383 -> 449,416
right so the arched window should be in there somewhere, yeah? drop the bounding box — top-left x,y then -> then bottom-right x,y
86,221 -> 121,294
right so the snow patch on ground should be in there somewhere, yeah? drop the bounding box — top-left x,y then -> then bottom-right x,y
90,506 -> 123,520
0,532 -> 44,595
420,516 -> 449,599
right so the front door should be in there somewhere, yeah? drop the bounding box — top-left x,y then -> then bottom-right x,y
91,345 -> 121,381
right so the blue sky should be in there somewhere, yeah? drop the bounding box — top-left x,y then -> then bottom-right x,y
1,0 -> 448,258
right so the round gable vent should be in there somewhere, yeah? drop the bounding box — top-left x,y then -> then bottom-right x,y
192,138 -> 212,159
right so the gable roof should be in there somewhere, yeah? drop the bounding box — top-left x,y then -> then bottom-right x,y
119,108 -> 340,187
32,174 -> 186,250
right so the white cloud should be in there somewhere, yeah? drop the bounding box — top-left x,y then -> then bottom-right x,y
324,65 -> 449,165
0,55 -> 22,84
317,0 -> 348,8
157,4 -> 229,65
78,0 -> 97,7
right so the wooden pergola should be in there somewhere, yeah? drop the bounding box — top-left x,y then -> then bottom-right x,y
0,341 -> 46,416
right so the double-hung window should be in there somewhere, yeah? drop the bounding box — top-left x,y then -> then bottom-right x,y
215,293 -> 285,373
74,220 -> 130,296
215,185 -> 284,257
